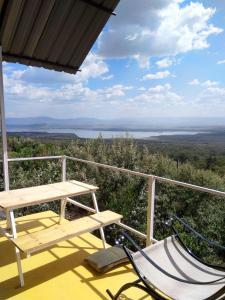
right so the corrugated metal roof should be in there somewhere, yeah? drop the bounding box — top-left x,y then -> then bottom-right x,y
0,0 -> 119,74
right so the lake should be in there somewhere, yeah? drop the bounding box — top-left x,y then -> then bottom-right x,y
7,127 -> 203,139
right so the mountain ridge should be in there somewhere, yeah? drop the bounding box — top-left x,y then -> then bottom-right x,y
6,116 -> 225,130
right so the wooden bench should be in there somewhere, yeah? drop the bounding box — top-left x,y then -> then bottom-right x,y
12,210 -> 122,254
11,210 -> 122,286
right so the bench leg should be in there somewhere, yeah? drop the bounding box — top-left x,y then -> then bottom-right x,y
9,209 -> 24,287
60,198 -> 67,224
15,248 -> 24,287
99,227 -> 107,249
91,192 -> 107,249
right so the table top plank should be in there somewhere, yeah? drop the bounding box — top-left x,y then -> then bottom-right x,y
0,180 -> 98,210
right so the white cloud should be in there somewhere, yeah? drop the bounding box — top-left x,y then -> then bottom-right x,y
193,80 -> 225,116
134,83 -> 182,104
189,79 -> 200,85
188,79 -> 219,87
142,70 -> 170,80
202,80 -> 219,87
138,87 -> 146,91
79,53 -> 109,81
101,74 -> 114,80
4,61 -> 185,118
133,54 -> 151,68
2,52 -> 114,119
217,59 -> 225,64
3,59 -> 132,110
102,85 -> 133,99
8,53 -> 109,86
156,58 -> 173,68
98,0 -> 222,68
197,85 -> 225,106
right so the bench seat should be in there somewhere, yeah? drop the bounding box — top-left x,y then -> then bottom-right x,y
12,210 -> 122,254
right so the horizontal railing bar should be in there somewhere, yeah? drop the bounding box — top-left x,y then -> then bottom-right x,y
5,155 -> 225,197
66,197 -> 96,213
118,222 -> 147,239
8,156 -> 62,162
154,176 -> 225,197
66,156 -> 225,198
66,156 -> 151,178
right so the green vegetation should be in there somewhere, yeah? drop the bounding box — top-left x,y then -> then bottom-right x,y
2,135 -> 225,265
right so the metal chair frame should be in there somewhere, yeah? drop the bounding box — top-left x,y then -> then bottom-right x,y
106,215 -> 225,300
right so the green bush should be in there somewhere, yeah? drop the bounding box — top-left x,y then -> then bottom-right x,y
3,136 -> 225,264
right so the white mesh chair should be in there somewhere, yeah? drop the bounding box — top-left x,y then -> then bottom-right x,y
107,216 -> 225,300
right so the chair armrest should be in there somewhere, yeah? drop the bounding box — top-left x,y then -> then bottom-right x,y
169,215 -> 225,251
166,215 -> 225,271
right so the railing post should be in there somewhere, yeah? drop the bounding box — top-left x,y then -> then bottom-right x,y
0,46 -> 9,191
1,46 -> 11,229
146,176 -> 155,246
60,155 -> 67,223
61,155 -> 66,182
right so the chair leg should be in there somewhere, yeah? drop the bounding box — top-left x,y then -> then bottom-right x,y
106,282 -> 133,300
106,279 -> 146,300
106,288 -> 115,299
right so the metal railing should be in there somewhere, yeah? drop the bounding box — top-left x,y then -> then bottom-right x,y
7,154 -> 225,246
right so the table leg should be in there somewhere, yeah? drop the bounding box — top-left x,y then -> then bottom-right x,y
6,209 -> 11,230
9,209 -> 24,287
91,192 -> 107,249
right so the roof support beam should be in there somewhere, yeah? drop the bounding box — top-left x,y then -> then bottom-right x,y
3,53 -> 81,74
0,46 -> 9,191
79,0 -> 116,16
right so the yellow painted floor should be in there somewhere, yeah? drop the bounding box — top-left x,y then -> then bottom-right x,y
0,211 -> 151,300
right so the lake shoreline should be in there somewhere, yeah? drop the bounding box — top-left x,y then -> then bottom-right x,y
7,127 -> 225,145
7,127 -> 208,139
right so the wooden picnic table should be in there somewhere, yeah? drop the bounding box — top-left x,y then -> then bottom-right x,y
0,180 -> 122,287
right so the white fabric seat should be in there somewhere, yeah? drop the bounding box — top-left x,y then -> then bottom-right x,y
132,236 -> 225,300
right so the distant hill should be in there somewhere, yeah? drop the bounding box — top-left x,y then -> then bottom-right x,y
7,117 -> 110,130
6,116 -> 225,130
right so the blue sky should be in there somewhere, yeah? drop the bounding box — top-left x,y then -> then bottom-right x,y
3,0 -> 225,120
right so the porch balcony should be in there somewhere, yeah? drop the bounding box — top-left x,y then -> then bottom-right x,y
1,155 -> 225,300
